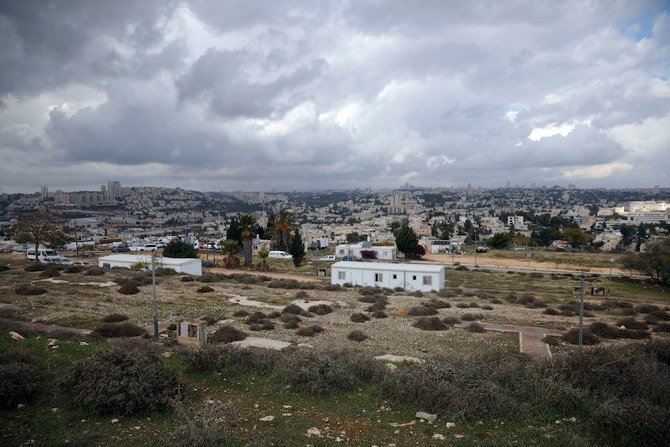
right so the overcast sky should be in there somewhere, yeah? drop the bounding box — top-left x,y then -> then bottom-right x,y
1,0 -> 669,193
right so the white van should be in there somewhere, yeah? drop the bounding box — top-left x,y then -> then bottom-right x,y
268,250 -> 292,259
26,248 -> 58,262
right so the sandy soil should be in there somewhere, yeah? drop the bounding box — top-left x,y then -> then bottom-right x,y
423,253 -> 629,275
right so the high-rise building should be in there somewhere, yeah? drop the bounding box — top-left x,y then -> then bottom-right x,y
106,180 -> 121,201
40,185 -> 48,200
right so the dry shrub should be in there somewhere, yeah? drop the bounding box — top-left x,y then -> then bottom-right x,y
413,317 -> 448,331
198,273 -> 220,283
593,397 -> 670,445
232,309 -> 249,318
467,322 -> 486,333
266,311 -> 281,319
118,283 -> 140,295
296,326 -> 316,337
180,276 -> 195,282
481,304 -> 494,311
649,308 -> 670,321
248,323 -> 263,331
322,284 -> 341,291
590,322 -> 650,340
200,315 -> 224,325
14,285 -> 48,296
561,328 -> 600,345
245,311 -> 267,325
83,266 -> 105,276
519,294 -> 547,308
351,312 -> 370,323
456,302 -> 469,308
100,313 -> 129,323
0,356 -> 41,408
58,349 -> 181,415
443,316 -> 462,325
63,265 -> 83,274
358,294 -> 388,304
282,304 -> 303,315
426,299 -> 451,309
411,290 -> 424,297
300,310 -> 314,318
615,317 -> 648,331
437,289 -> 458,298
24,263 -> 46,272
359,287 -> 380,296
275,349 -> 383,395
284,320 -> 299,329
461,313 -> 485,321
543,308 -> 560,316
197,286 -> 214,293
182,345 -> 278,376
308,324 -> 324,333
209,325 -> 246,343
654,323 -> 670,333
348,330 -> 368,342
637,304 -> 661,314
280,314 -> 301,324
0,265 -> 10,272
93,322 -> 146,338
295,290 -> 309,299
308,304 -> 333,315
365,302 -> 387,312
371,310 -> 388,319
408,305 -> 438,316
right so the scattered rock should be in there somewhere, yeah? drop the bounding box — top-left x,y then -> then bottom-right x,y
79,341 -> 89,346
259,416 -> 275,422
433,433 -> 446,440
445,422 -> 456,429
9,331 -> 25,341
162,352 -> 172,358
306,427 -> 321,437
389,421 -> 415,428
111,418 -> 119,423
297,343 -> 314,349
17,404 -> 25,409
454,434 -> 464,439
386,363 -> 398,372
416,411 -> 437,423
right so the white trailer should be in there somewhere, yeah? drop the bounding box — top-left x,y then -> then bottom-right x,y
98,254 -> 202,276
331,261 -> 445,292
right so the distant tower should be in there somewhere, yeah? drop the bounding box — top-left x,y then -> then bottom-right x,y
506,181 -> 511,188
40,185 -> 48,201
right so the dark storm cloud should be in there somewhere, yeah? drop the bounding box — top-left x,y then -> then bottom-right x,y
0,0 -> 669,192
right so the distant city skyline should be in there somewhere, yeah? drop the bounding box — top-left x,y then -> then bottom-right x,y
1,1 -> 669,193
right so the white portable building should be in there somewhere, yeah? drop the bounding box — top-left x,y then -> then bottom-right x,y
334,243 -> 397,260
98,254 -> 202,276
331,261 -> 445,292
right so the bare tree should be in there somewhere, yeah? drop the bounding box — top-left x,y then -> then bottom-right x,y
12,210 -> 64,260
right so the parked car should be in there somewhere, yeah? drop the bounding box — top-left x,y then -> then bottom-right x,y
475,246 -> 488,253
319,255 -> 336,261
112,246 -> 131,253
268,250 -> 292,259
43,256 -> 72,265
130,244 -> 158,252
72,261 -> 91,266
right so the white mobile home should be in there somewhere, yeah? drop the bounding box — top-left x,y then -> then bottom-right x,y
331,261 -> 445,292
335,243 -> 397,260
98,254 -> 202,276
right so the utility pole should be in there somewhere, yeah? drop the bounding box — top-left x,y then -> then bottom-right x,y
151,253 -> 158,339
578,272 -> 585,351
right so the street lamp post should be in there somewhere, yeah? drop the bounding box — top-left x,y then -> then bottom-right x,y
151,254 -> 158,339
578,272 -> 585,351
473,232 -> 478,268
607,258 -> 614,295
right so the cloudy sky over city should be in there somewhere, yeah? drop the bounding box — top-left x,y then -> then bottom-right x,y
1,0 -> 669,193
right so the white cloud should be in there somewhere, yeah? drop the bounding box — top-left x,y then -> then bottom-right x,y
562,162 -> 633,179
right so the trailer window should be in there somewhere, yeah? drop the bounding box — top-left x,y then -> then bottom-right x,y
374,273 -> 383,282
423,276 -> 432,286
392,274 -> 397,280
337,271 -> 346,280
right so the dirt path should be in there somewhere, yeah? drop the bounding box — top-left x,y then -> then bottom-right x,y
457,322 -> 565,359
207,267 -> 323,283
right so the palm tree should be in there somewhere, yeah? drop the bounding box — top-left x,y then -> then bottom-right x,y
273,209 -> 296,251
257,248 -> 269,272
239,214 -> 257,268
222,239 -> 240,269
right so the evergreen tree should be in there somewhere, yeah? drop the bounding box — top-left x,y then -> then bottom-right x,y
394,224 -> 418,259
288,229 -> 305,267
162,240 -> 198,258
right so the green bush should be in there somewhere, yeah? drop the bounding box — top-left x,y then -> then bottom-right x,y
163,240 -> 198,258
58,349 -> 181,415
93,322 -> 146,338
